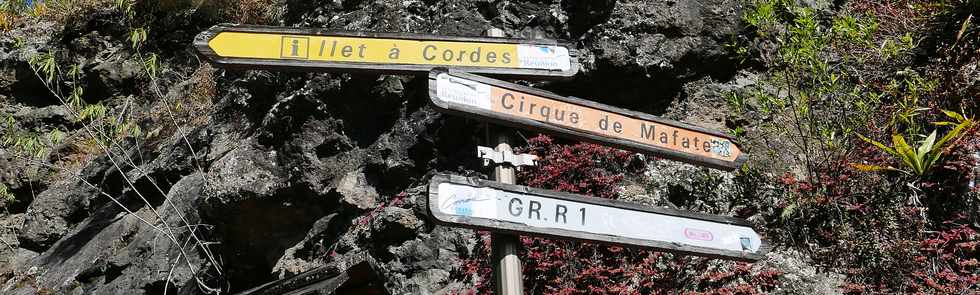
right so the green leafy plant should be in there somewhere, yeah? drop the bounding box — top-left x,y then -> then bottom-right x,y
28,52 -> 58,83
0,0 -> 30,14
832,14 -> 878,46
730,126 -> 747,138
129,27 -> 147,50
880,32 -> 918,60
726,91 -> 746,113
856,110 -> 976,176
743,0 -> 781,36
114,0 -> 134,18
0,183 -> 14,212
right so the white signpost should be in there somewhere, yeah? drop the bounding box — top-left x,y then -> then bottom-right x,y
428,174 -> 769,261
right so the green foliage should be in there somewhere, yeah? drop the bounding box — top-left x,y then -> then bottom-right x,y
2,1 -> 226,290
857,110 -> 976,176
743,0 -> 785,36
0,183 -> 14,212
887,71 -> 939,137
725,91 -> 746,113
78,103 -> 107,121
28,51 -> 58,83
142,53 -> 158,79
129,27 -> 147,50
831,13 -> 878,46
18,49 -> 150,170
725,37 -> 751,65
730,126 -> 747,138
733,0 -> 908,184
880,32 -> 918,60
2,112 -> 66,160
114,0 -> 134,18
735,5 -> 980,292
0,0 -> 31,14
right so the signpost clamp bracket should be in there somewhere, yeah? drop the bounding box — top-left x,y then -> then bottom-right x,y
477,146 -> 537,169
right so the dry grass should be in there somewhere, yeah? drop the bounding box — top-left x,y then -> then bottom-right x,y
39,0 -> 111,22
52,136 -> 101,180
0,11 -> 14,32
188,64 -> 217,105
196,0 -> 280,24
177,64 -> 216,128
142,64 -> 216,147
229,0 -> 275,24
0,0 -> 114,27
5,0 -> 282,29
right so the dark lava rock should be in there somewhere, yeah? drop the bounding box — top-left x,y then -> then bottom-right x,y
0,0 -> 754,293
3,173 -> 211,294
18,180 -> 100,252
371,207 -> 423,247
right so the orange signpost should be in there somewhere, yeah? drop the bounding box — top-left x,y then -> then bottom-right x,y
428,69 -> 747,170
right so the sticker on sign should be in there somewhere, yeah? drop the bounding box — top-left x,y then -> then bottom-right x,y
517,45 -> 571,71
435,73 -> 493,110
428,174 -> 770,261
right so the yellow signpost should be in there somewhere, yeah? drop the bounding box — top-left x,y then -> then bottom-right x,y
194,24 -> 579,77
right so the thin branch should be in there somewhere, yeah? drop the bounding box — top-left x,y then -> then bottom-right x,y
135,50 -> 224,276
10,153 -> 167,235
0,237 -> 15,253
28,69 -> 212,291
165,224 -> 198,295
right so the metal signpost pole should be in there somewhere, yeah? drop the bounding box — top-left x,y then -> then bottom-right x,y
484,27 -> 523,295
490,131 -> 524,295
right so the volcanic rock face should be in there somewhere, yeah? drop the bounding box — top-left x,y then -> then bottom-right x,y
0,0 -> 809,294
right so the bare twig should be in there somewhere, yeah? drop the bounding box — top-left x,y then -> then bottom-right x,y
28,69 -> 214,292
10,153 -> 168,236
0,237 -> 15,253
135,50 -> 224,277
165,226 -> 198,295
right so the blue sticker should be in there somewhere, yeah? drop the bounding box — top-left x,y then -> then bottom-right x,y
711,139 -> 732,157
454,203 -> 473,216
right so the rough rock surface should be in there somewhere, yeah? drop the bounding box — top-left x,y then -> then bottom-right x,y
0,0 -> 841,294
756,250 -> 846,295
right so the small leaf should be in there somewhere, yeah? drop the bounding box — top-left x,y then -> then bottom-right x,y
781,202 -> 797,220
942,109 -> 966,123
956,14 -> 973,44
935,119 -> 974,152
917,131 -> 936,162
68,64 -> 81,80
47,129 -> 65,145
926,151 -> 944,170
892,134 -> 922,175
849,163 -> 893,172
857,133 -> 897,157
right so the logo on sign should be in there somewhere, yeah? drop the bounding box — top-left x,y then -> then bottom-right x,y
454,202 -> 473,216
684,228 -> 714,241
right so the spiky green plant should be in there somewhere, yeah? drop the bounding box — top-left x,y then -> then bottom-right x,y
856,110 -> 975,176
